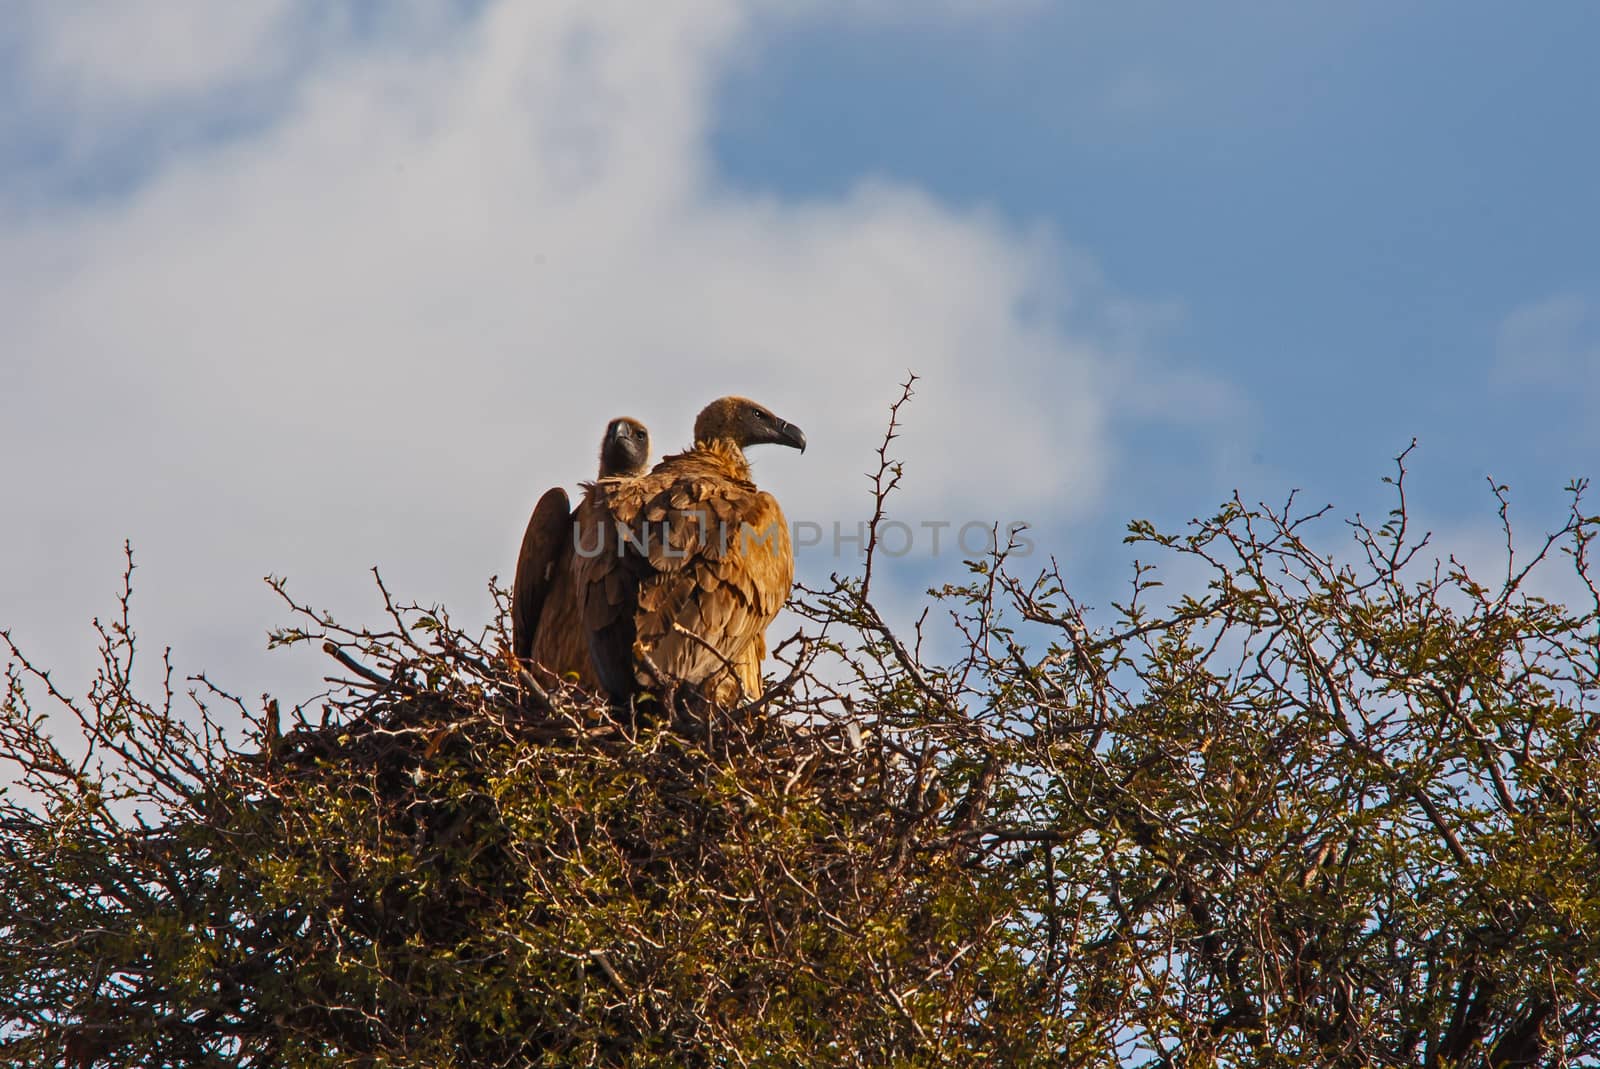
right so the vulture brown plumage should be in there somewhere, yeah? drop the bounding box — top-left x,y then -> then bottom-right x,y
574,396 -> 805,707
512,417 -> 651,685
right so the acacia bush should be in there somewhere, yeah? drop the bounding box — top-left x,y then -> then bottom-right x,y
4,418 -> 1600,1066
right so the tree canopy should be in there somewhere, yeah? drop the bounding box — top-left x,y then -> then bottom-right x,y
4,425 -> 1599,1067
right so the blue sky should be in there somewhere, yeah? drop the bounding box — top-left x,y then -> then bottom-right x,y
718,3 -> 1599,522
0,1 -> 1595,704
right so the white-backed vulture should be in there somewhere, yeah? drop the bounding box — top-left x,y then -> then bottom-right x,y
512,417 -> 650,685
573,396 -> 806,707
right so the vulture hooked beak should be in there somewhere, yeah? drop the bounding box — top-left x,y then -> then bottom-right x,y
775,419 -> 806,454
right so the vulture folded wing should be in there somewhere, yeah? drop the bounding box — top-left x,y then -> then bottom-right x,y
575,443 -> 796,704
527,559 -> 595,685
511,487 -> 572,662
634,480 -> 792,695
572,481 -> 651,700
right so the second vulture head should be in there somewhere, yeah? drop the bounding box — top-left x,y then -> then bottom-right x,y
599,416 -> 651,478
693,396 -> 807,454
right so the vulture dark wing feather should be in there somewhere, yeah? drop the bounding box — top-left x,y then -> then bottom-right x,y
511,487 -> 573,662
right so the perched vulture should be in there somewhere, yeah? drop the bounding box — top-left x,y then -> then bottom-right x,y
574,396 -> 806,708
512,417 -> 650,685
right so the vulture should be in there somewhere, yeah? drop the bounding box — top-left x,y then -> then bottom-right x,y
574,396 -> 806,708
512,417 -> 651,685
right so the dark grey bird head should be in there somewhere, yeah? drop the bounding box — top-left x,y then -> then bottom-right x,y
693,396 -> 806,454
599,417 -> 651,477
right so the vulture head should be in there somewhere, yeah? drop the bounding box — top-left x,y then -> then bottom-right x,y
599,417 -> 651,477
693,396 -> 807,454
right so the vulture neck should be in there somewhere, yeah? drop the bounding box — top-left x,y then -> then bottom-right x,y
689,438 -> 753,481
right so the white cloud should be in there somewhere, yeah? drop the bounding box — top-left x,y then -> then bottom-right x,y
0,0 -> 1223,706
753,0 -> 1046,22
1099,67 -> 1168,122
1495,292 -> 1600,394
9,0 -> 302,110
